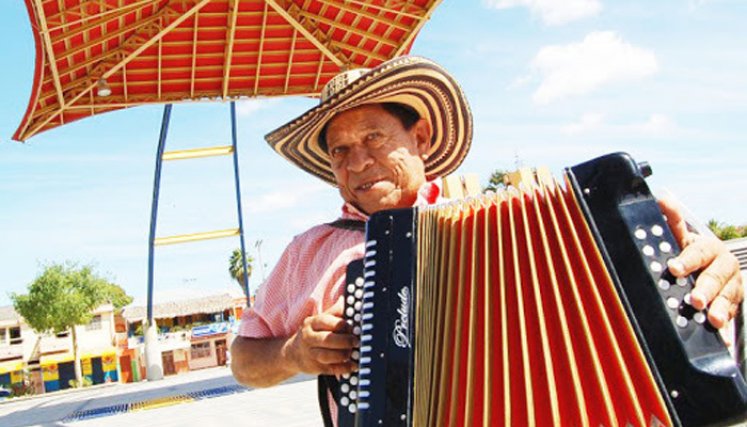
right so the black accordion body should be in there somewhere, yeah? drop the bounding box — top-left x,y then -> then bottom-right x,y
336,153 -> 747,427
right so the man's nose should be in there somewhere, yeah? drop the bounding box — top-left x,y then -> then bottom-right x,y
346,146 -> 373,172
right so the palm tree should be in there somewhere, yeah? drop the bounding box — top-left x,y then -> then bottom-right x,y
484,169 -> 509,192
229,248 -> 253,298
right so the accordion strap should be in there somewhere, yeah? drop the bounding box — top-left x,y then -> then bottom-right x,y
317,375 -> 339,427
327,219 -> 366,231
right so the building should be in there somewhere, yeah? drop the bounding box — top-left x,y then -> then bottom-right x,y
121,292 -> 246,377
0,303 -> 119,394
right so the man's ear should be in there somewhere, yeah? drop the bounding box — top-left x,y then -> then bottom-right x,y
413,118 -> 433,159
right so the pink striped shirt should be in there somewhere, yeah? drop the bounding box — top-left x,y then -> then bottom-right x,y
238,180 -> 444,338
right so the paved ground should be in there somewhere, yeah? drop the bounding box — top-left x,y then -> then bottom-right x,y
0,367 -> 324,427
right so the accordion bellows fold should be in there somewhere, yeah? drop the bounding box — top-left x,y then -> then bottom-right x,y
414,176 -> 669,426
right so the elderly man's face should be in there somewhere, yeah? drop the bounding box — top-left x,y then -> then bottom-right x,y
325,104 -> 432,215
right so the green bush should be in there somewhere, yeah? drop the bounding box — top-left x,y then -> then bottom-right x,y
68,377 -> 93,388
10,382 -> 35,398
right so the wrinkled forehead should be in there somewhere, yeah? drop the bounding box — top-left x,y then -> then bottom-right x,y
325,104 -> 396,142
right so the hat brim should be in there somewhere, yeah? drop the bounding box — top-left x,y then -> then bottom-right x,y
265,56 -> 473,186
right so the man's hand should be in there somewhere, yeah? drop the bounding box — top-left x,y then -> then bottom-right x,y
659,197 -> 743,329
286,297 -> 358,376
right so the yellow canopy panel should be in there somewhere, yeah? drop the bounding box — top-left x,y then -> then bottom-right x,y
40,352 -> 74,365
0,360 -> 24,375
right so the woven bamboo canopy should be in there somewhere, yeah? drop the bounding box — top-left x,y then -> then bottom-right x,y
14,0 -> 442,141
121,293 -> 241,322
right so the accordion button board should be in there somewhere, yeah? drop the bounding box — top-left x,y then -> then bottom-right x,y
338,258 -> 365,425
568,153 -> 747,426
337,152 -> 747,427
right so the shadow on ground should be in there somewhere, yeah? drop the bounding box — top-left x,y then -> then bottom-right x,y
0,373 -> 313,427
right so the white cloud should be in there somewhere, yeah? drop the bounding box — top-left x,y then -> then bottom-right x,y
628,113 -> 678,136
529,31 -> 658,105
247,183 -> 329,214
485,0 -> 601,25
561,112 -> 606,135
560,112 -> 681,137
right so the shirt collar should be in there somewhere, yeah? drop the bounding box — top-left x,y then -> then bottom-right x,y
340,180 -> 444,221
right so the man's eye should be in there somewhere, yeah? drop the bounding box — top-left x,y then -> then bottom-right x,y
330,146 -> 347,157
366,132 -> 382,142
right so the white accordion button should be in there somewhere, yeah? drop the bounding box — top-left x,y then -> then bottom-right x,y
658,279 -> 671,290
683,293 -> 692,306
341,384 -> 350,393
642,245 -> 655,257
676,277 -> 688,287
676,316 -> 688,328
650,261 -> 663,273
667,297 -> 679,309
635,229 -> 647,240
659,241 -> 672,253
651,225 -> 664,236
694,312 -> 706,324
356,277 -> 364,286
341,397 -> 349,406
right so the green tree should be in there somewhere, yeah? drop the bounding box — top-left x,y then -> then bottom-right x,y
11,263 -> 129,388
100,282 -> 133,310
229,248 -> 253,298
483,169 -> 509,193
707,219 -> 747,240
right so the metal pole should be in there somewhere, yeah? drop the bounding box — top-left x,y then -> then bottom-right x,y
144,104 -> 171,381
147,104 -> 172,321
230,102 -> 251,306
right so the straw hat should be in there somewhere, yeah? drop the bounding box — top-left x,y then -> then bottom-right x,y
265,56 -> 473,186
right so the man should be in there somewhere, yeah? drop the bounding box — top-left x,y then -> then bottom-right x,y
231,57 -> 743,418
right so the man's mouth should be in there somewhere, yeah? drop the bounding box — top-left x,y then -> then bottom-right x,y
356,179 -> 384,192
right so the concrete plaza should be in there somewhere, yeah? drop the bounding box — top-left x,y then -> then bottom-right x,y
0,367 -> 323,427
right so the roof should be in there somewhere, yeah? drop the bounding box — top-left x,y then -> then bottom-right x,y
0,306 -> 23,324
121,292 -> 243,322
14,0 -> 442,141
726,237 -> 747,271
0,303 -> 114,326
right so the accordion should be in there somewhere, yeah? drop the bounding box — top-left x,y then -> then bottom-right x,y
336,153 -> 747,427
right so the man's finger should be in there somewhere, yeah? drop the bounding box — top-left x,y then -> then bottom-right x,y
326,295 -> 345,316
667,236 -> 720,278
307,329 -> 358,350
684,248 -> 740,310
310,347 -> 353,365
705,276 -> 743,328
327,361 -> 357,377
658,197 -> 689,247
310,312 -> 348,332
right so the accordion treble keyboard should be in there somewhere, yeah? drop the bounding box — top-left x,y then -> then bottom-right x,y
339,152 -> 747,427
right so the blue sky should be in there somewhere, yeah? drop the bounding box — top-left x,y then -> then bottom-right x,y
1,0 -> 746,306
